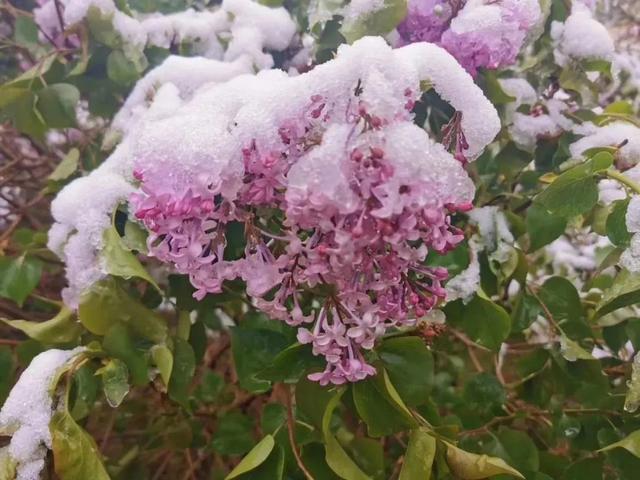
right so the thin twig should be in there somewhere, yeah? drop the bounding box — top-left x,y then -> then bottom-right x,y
283,385 -> 315,480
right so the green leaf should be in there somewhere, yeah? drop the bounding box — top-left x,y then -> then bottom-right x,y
378,337 -> 433,407
399,428 -> 436,480
539,276 -> 583,324
322,389 -> 371,480
13,16 -> 39,46
195,371 -> 224,403
37,83 -> 80,128
102,226 -> 159,290
107,50 -> 141,85
596,269 -> 640,317
225,435 -> 276,479
527,203 -> 567,251
0,255 -> 42,306
444,296 -> 511,350
563,457 -> 603,480
482,71 -> 516,105
70,365 -> 99,420
50,409 -> 110,480
607,199 -> 632,247
2,306 -> 82,345
78,279 -> 167,343
151,344 -> 173,387
256,343 -> 324,383
261,403 -> 286,435
535,157 -> 612,218
231,327 -> 288,393
0,347 -> 14,405
487,428 -> 540,472
295,377 -> 335,429
168,337 -> 195,407
463,373 -> 506,411
102,323 -> 148,386
4,90 -> 47,139
599,430 -> 640,457
97,358 -> 130,407
352,370 -> 417,437
340,0 -> 407,43
212,412 -> 255,456
49,148 -> 80,181
445,442 -> 525,479
559,334 -> 594,361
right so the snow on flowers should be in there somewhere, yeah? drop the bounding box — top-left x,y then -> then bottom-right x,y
396,0 -> 542,76
50,37 -> 499,384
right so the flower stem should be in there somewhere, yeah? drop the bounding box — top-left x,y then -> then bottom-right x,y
604,169 -> 640,195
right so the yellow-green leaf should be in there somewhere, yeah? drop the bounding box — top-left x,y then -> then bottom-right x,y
102,226 -> 159,291
445,442 -> 524,479
399,428 -> 436,480
50,410 -> 110,480
599,430 -> 640,457
225,435 -> 275,479
2,307 -> 82,345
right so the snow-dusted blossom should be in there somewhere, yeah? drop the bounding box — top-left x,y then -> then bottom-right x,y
397,0 -> 542,76
51,37 -> 499,384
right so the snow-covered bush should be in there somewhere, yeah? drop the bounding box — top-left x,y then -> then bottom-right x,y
1,0 -> 640,479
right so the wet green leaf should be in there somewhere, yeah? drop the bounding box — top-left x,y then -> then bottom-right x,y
50,409 -> 110,480
97,358 -> 129,407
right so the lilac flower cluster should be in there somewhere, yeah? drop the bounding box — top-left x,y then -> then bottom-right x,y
397,0 -> 542,76
131,85 -> 472,385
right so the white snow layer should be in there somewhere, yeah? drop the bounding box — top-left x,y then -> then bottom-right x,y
0,348 -> 85,480
570,122 -> 640,168
551,2 -> 615,66
35,0 -> 296,68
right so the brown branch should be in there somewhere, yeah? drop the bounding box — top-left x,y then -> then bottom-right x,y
281,384 -> 315,480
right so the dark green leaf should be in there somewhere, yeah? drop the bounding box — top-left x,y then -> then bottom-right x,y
352,370 -> 416,437
212,412 -> 255,456
231,327 -> 288,393
527,203 -> 567,251
607,199 -> 632,247
444,296 -> 511,350
535,158 -> 610,218
378,337 -> 433,407
0,347 -> 14,405
257,343 -> 324,383
168,337 -> 196,407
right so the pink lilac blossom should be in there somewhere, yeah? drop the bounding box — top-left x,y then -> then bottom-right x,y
53,38 -> 498,384
397,0 -> 542,76
132,90 -> 471,384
